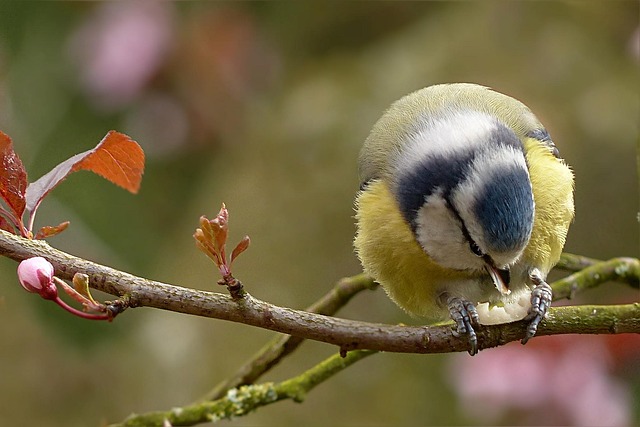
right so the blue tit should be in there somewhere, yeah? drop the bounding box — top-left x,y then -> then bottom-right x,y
354,83 -> 574,355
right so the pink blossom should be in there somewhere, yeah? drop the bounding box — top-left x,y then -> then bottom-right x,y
17,257 -> 112,321
448,336 -> 632,426
68,0 -> 174,110
550,340 -> 631,427
17,257 -> 57,300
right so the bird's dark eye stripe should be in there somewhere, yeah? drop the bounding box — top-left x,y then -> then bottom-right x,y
444,198 -> 485,258
469,241 -> 483,257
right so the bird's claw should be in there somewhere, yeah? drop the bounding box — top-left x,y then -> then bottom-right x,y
522,270 -> 553,344
446,295 -> 480,356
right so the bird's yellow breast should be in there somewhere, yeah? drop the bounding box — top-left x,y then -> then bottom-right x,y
521,138 -> 575,275
354,179 -> 472,319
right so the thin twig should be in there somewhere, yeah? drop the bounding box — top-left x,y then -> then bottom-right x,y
552,257 -> 640,299
556,252 -> 601,272
113,349 -> 377,427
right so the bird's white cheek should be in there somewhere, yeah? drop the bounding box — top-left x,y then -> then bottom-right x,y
414,194 -> 482,271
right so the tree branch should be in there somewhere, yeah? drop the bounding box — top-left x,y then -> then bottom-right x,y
2,229 -> 639,427
1,230 -> 638,356
113,306 -> 640,427
196,253 -> 637,402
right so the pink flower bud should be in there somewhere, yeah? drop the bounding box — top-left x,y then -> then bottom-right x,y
17,257 -> 57,300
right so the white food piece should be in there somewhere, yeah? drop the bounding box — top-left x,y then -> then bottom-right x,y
476,291 -> 532,325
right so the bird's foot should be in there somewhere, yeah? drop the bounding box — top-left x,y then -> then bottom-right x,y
522,269 -> 553,345
445,295 -> 480,356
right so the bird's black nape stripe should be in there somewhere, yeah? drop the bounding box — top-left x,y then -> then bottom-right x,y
359,180 -> 372,191
527,128 -> 560,158
394,149 -> 476,230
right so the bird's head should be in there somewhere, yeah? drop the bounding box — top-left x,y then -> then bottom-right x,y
391,110 -> 535,294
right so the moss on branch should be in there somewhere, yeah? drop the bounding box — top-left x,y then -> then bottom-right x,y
114,350 -> 376,427
552,257 -> 640,299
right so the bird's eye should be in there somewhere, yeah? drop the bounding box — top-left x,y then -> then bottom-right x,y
469,241 -> 483,257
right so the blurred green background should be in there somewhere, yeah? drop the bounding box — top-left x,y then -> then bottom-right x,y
0,1 -> 638,426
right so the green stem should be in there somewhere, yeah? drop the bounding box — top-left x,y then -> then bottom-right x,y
555,252 -> 601,272
113,350 -> 377,427
552,257 -> 640,300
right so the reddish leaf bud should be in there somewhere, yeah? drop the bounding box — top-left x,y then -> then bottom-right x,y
17,257 -> 57,300
230,235 -> 250,265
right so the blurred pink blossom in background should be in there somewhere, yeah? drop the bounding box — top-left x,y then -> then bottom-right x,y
68,0 -> 174,110
448,335 -> 636,426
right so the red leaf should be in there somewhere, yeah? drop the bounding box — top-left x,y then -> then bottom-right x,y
26,131 -> 144,213
0,130 -> 28,219
71,131 -> 145,193
0,215 -> 15,233
35,221 -> 70,239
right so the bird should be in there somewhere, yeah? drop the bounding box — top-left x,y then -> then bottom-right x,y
354,83 -> 574,355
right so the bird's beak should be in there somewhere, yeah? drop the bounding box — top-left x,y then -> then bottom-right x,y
484,262 -> 511,295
